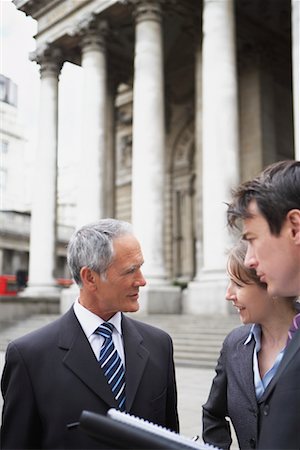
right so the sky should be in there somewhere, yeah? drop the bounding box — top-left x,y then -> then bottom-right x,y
1,0 -> 82,167
1,0 -> 39,155
1,0 -> 83,220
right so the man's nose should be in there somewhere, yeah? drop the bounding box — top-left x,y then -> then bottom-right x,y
244,245 -> 257,269
134,269 -> 147,287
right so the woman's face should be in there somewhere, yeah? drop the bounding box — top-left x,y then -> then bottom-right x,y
225,273 -> 272,325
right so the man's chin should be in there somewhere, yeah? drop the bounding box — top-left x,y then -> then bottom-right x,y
267,283 -> 297,298
124,302 -> 140,314
267,284 -> 279,298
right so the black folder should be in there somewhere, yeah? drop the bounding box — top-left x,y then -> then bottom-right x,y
79,409 -> 221,450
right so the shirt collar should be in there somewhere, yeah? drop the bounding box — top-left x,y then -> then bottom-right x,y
244,323 -> 261,348
73,298 -> 122,339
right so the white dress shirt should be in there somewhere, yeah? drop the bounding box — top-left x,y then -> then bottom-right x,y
73,298 -> 125,366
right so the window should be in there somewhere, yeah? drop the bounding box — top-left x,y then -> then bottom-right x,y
0,75 -> 17,106
0,140 -> 9,154
0,167 -> 7,190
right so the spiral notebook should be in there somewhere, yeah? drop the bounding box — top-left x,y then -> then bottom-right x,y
107,408 -> 221,450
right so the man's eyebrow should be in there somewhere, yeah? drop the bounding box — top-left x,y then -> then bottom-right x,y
123,261 -> 144,272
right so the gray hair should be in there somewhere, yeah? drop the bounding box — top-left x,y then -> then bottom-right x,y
67,218 -> 133,287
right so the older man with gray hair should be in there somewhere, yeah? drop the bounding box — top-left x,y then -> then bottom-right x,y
1,218 -> 179,449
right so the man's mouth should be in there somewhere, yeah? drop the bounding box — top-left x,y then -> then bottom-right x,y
257,273 -> 266,283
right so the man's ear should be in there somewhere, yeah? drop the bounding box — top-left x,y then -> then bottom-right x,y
80,267 -> 97,291
287,209 -> 300,244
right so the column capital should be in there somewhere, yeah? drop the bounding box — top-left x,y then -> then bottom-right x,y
30,44 -> 63,78
68,13 -> 108,52
131,0 -> 163,24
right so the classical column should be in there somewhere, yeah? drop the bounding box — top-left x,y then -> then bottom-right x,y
193,19 -> 204,284
61,19 -> 109,312
104,76 -> 117,217
292,0 -> 299,160
22,46 -> 63,297
132,0 -> 165,281
186,0 -> 239,314
131,0 -> 180,313
76,20 -> 108,227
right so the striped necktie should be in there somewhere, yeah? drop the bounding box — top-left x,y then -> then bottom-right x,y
287,312 -> 300,345
95,322 -> 126,411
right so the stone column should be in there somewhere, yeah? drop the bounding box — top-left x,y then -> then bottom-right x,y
292,0 -> 299,160
61,18 -> 109,312
22,46 -> 63,297
193,18 -> 204,284
76,19 -> 108,227
131,0 -> 180,313
104,76 -> 117,217
186,0 -> 239,314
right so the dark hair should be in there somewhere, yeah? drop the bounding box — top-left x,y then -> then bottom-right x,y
227,160 -> 300,235
227,240 -> 267,289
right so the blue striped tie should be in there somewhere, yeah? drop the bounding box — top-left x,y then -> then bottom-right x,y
95,322 -> 126,411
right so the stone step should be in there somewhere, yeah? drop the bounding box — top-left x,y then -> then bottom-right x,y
0,314 -> 60,352
138,314 -> 240,368
0,313 -> 241,368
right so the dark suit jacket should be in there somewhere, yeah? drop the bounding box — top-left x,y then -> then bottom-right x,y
0,308 -> 179,449
202,324 -> 300,450
257,325 -> 300,450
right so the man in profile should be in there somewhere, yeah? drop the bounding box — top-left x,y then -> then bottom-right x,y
227,159 -> 300,449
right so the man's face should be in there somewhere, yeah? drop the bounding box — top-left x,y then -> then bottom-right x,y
242,200 -> 300,297
83,234 -> 146,320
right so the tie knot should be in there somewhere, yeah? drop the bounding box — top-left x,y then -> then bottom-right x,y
95,322 -> 114,339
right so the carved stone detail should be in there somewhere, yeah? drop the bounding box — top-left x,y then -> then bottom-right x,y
30,44 -> 63,78
132,0 -> 163,24
68,13 -> 108,52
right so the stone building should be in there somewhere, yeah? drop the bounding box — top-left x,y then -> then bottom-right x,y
0,75 -> 29,278
14,0 -> 299,313
0,74 -> 73,281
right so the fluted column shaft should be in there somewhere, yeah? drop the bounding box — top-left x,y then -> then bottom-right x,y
132,0 -> 166,282
292,0 -> 299,160
186,0 -> 239,314
76,23 -> 107,227
201,0 -> 239,270
194,26 -> 204,280
25,48 -> 63,295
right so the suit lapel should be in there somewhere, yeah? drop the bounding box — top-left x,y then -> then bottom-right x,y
258,327 -> 300,404
58,308 -> 118,409
122,315 -> 149,411
237,337 -> 258,411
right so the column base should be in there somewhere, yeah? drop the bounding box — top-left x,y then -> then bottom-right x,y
135,282 -> 182,315
184,269 -> 230,315
19,284 -> 61,299
60,284 -> 80,314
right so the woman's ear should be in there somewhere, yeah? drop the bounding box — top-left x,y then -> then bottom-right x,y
80,267 -> 97,291
287,209 -> 300,244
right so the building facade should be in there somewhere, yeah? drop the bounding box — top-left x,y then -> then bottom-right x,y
0,74 -> 72,281
0,75 -> 29,278
14,0 -> 299,312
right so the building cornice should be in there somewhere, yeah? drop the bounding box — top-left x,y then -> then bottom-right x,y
13,0 -> 62,19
